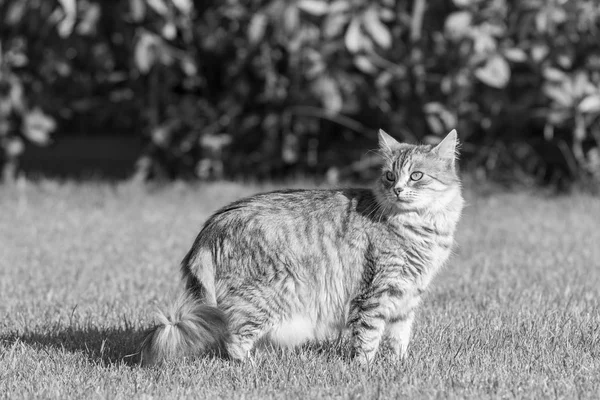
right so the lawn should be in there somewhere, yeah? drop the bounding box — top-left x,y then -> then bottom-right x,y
1,180 -> 599,399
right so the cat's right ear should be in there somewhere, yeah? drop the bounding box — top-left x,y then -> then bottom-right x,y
378,129 -> 399,152
433,129 -> 458,160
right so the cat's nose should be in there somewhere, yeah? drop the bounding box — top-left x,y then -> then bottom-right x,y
393,187 -> 404,196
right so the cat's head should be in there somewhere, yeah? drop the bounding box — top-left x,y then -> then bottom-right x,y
375,129 -> 461,213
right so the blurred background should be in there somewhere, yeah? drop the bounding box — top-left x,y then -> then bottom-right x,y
1,0 -> 599,190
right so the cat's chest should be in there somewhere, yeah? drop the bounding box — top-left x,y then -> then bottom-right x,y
405,240 -> 452,290
387,218 -> 456,273
425,242 -> 453,271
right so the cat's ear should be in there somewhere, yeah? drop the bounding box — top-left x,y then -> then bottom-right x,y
378,129 -> 400,152
433,129 -> 458,160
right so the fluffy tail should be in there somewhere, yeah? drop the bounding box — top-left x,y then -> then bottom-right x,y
139,293 -> 228,366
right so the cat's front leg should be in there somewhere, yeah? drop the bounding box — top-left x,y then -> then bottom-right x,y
348,289 -> 392,364
385,310 -> 415,360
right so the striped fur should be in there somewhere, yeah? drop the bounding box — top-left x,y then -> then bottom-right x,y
140,129 -> 464,366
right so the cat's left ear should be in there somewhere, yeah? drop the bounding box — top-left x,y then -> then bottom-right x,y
433,129 -> 458,160
378,129 -> 400,152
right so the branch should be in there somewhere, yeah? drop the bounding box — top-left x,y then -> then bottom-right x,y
410,0 -> 426,44
288,106 -> 373,139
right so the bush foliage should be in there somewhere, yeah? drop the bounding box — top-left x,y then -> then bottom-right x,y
1,0 -> 599,187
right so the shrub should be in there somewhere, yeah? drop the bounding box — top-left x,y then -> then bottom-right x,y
0,37 -> 56,182
1,0 -> 599,189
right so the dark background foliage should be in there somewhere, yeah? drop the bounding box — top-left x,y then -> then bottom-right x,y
1,0 -> 599,189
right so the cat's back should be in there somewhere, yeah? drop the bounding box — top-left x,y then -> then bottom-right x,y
206,188 -> 374,224
194,188 -> 376,272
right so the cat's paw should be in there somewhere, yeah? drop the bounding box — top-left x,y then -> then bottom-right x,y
226,341 -> 252,361
355,354 -> 371,367
351,347 -> 376,366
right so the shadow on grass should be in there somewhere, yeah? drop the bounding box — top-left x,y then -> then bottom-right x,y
300,338 -> 350,360
1,326 -> 149,367
3,328 -> 396,368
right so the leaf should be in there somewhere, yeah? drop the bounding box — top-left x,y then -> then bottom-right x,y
5,2 -> 27,26
0,100 -> 13,123
181,57 -> 197,76
535,10 -> 548,32
574,113 -> 586,140
6,137 -> 24,157
58,0 -> 77,21
379,7 -> 395,22
543,67 -> 567,82
297,0 -> 329,16
76,3 -> 101,36
134,32 -> 158,73
315,76 -> 343,114
375,71 -> 393,88
22,108 -> 56,145
7,51 -> 28,67
531,44 -> 549,63
151,126 -> 171,148
55,61 -> 71,77
0,120 -> 10,137
445,11 -> 472,40
543,84 -> 573,108
473,32 -> 496,54
323,10 -> 349,38
57,0 -> 77,38
162,22 -> 177,40
329,0 -> 351,14
9,79 -> 25,113
453,0 -> 473,7
130,0 -> 146,22
550,7 -> 567,24
547,109 -> 570,125
172,0 -> 193,14
426,114 -> 444,135
424,103 -> 456,133
109,88 -> 134,102
158,46 -> 174,66
107,72 -> 128,83
440,76 -> 452,94
503,47 -> 527,63
557,53 -> 573,69
439,108 -> 457,129
353,55 -> 377,74
362,7 -> 392,49
423,102 -> 445,114
147,0 -> 168,16
345,17 -> 363,53
282,133 -> 299,164
585,81 -> 598,97
578,95 -> 600,114
284,5 -> 300,34
474,55 -> 511,89
481,21 -> 505,38
248,13 -> 268,45
572,71 -> 589,98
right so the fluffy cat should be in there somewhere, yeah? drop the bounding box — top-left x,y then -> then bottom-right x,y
140,129 -> 464,366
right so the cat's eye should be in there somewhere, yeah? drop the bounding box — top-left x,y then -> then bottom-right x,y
385,171 -> 395,181
410,171 -> 424,181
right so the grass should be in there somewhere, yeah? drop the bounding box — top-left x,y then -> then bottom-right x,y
1,180 -> 599,399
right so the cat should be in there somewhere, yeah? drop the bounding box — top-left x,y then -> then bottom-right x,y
140,129 -> 464,366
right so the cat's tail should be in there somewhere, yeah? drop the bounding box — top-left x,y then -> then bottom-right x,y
139,292 -> 229,366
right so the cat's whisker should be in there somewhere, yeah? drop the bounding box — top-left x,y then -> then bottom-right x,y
365,199 -> 385,222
